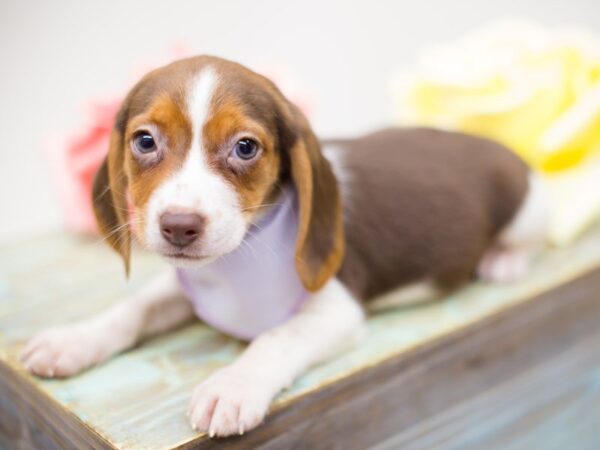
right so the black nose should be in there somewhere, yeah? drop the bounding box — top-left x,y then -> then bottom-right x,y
160,213 -> 205,247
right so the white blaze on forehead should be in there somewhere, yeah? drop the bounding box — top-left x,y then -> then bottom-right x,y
144,67 -> 247,257
187,67 -> 217,131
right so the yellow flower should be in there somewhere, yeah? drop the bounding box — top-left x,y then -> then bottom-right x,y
394,20 -> 600,245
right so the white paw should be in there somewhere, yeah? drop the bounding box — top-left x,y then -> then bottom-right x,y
20,324 -> 108,378
478,248 -> 530,283
188,365 -> 275,437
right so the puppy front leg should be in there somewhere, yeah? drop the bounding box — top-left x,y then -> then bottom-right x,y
188,278 -> 366,437
20,270 -> 194,378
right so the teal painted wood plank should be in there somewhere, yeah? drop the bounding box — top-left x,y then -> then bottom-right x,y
1,225 -> 600,449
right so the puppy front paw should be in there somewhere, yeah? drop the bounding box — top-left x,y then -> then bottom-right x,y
188,365 -> 276,437
20,325 -> 109,378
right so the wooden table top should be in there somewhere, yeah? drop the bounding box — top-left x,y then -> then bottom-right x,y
1,226 -> 600,449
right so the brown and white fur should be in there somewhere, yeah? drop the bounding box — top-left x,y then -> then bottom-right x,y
20,56 -> 549,437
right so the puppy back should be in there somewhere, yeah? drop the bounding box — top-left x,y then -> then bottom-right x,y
328,127 -> 530,300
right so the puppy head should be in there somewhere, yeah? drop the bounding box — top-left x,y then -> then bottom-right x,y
92,56 -> 344,291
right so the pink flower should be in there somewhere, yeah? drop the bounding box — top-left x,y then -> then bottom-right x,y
46,98 -> 122,234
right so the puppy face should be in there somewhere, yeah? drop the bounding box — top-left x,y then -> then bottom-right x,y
125,62 -> 283,266
93,56 -> 345,291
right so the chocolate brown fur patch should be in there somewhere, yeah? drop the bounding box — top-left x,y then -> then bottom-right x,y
328,128 -> 529,301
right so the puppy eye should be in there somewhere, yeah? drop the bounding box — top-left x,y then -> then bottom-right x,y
233,139 -> 259,160
133,133 -> 157,154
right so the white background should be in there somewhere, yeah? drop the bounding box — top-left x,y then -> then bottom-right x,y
1,0 -> 599,243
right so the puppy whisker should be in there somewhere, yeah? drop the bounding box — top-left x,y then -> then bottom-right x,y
241,202 -> 281,212
96,219 -> 141,245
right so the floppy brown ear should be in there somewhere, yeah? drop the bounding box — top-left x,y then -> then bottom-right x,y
92,129 -> 131,275
286,107 -> 345,292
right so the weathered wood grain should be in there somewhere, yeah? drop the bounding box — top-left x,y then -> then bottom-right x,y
1,225 -> 600,449
0,360 -> 112,450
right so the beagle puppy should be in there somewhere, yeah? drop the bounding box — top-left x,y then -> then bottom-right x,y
20,55 -> 549,437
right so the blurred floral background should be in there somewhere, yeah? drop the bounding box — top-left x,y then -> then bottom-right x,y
1,1 -> 599,247
394,20 -> 600,245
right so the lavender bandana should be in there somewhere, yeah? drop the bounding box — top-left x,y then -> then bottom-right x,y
176,185 -> 308,341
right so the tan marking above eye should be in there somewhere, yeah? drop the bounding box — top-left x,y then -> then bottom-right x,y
200,96 -> 281,220
203,116 -> 269,155
126,94 -> 191,150
125,94 -> 193,211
